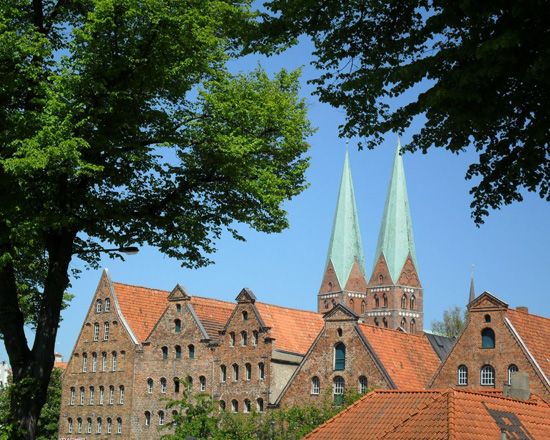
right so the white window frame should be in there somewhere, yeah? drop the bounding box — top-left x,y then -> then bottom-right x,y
109,386 -> 114,405
311,377 -> 320,395
99,386 -> 104,405
68,418 -> 73,434
106,418 -> 112,434
480,365 -> 495,386
88,386 -> 95,405
158,411 -> 165,426
508,364 -> 519,385
77,418 -> 82,434
258,362 -> 265,380
96,418 -> 102,434
112,352 -> 117,371
70,387 -> 75,405
117,418 -> 122,434
160,378 -> 167,394
458,365 -> 468,385
87,418 -> 92,434
92,352 -> 97,372
104,298 -> 110,312
119,385 -> 125,404
200,376 -> 206,392
103,322 -> 110,341
102,352 -> 107,371
96,300 -> 102,313
82,353 -> 88,372
147,378 -> 153,394
93,323 -> 99,341
359,376 -> 368,394
79,387 -> 85,405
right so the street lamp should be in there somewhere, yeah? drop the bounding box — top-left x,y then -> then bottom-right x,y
102,246 -> 140,255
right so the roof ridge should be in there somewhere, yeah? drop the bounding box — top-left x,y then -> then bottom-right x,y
256,301 -> 321,315
112,281 -> 169,293
509,307 -> 550,322
359,323 -> 427,338
435,387 -> 547,406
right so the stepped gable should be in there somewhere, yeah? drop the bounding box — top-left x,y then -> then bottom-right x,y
190,296 -> 234,340
306,389 -> 550,439
358,324 -> 440,388
255,302 -> 324,355
112,282 -> 169,342
507,307 -> 550,382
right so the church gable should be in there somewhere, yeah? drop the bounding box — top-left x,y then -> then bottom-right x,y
168,284 -> 191,302
468,291 -> 508,312
397,254 -> 421,288
324,303 -> 358,322
368,253 -> 393,286
344,260 -> 368,292
319,260 -> 343,294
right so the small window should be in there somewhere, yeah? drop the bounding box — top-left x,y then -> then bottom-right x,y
508,364 -> 519,385
89,386 -> 95,405
160,377 -> 167,394
241,331 -> 248,346
361,300 -> 366,313
410,295 -> 415,310
103,322 -> 110,341
112,351 -> 117,371
200,375 -> 206,392
337,328 -> 343,337
383,293 -> 388,308
245,363 -> 251,381
187,376 -> 193,392
87,418 -> 92,434
117,417 -> 122,434
144,411 -> 151,427
96,300 -> 102,313
104,298 -> 110,312
82,353 -> 88,372
383,317 -> 388,328
162,346 -> 168,360
106,418 -> 112,434
401,294 -> 407,309
175,345 -> 181,359
458,365 -> 468,385
349,298 -> 354,309
119,385 -> 125,404
324,299 -> 328,309
252,330 -> 259,346
311,376 -> 320,395
109,386 -> 114,405
481,365 -> 495,386
176,304 -> 182,313
410,319 -> 416,333
401,317 -> 407,328
147,378 -> 153,394
99,386 -> 104,405
481,328 -> 495,349
231,399 -> 238,413
158,411 -> 165,426
93,323 -> 99,341
92,352 -> 97,372
174,319 -> 181,333
220,364 -> 227,383
484,314 -> 491,323
219,400 -> 226,412
188,344 -> 195,359
232,363 -> 239,381
334,342 -> 346,371
68,418 -> 73,434
96,417 -> 102,434
374,317 -> 379,327
70,387 -> 75,405
174,377 -> 180,393
242,311 -> 248,320
375,295 -> 380,308
79,387 -> 85,405
77,418 -> 82,433
101,352 -> 107,371
229,332 -> 235,347
244,399 -> 251,413
256,398 -> 264,412
333,376 -> 345,405
359,376 -> 368,394
258,362 -> 265,380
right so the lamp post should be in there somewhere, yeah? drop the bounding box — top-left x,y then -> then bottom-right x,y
102,246 -> 139,255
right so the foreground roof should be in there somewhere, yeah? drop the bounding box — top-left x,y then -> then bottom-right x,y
306,388 -> 550,439
359,324 -> 440,388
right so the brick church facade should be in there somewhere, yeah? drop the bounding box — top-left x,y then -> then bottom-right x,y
58,142 -> 550,439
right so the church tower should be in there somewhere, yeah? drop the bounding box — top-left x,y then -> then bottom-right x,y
318,151 -> 368,314
365,140 -> 423,333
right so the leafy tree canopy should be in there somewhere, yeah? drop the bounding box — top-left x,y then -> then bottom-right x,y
431,305 -> 465,338
257,0 -> 550,223
0,1 -> 312,437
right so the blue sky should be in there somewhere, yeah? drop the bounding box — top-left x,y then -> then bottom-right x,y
2,36 -> 549,363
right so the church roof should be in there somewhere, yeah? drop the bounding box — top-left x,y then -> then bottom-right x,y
373,139 -> 417,282
324,151 -> 366,288
305,388 -> 550,440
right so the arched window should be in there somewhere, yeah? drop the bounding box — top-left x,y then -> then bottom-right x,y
103,322 -> 110,341
176,303 -> 182,313
231,399 -> 238,413
89,386 -> 95,405
112,351 -> 117,371
401,294 -> 407,309
252,330 -> 259,346
158,411 -> 165,426
410,295 -> 416,310
68,418 -> 73,434
244,399 -> 251,413
480,365 -> 495,386
374,317 -> 379,327
242,311 -> 248,320
410,319 -> 416,333
147,378 -> 153,393
359,376 -> 368,394
116,417 -> 122,434
82,353 -> 88,372
92,352 -> 97,372
375,294 -> 380,308
245,363 -> 251,381
458,365 -> 468,385
200,375 -> 206,392
334,342 -> 346,370
482,328 -> 495,348
219,400 -> 226,412
87,418 -> 92,434
96,299 -> 102,313
174,377 -> 180,393
337,328 -> 343,337
188,344 -> 195,359
144,411 -> 151,426
109,386 -> 114,405
174,319 -> 181,333
349,298 -> 354,309
119,385 -> 125,404
400,317 -> 407,328
99,386 -> 104,405
70,387 -> 76,405
160,377 -> 167,393
220,364 -> 227,382
79,387 -> 85,405
256,398 -> 264,412
484,314 -> 491,323
508,364 -> 519,385
104,298 -> 110,312
93,323 -> 99,341
229,332 -> 235,347
361,300 -> 366,313
232,363 -> 239,381
258,362 -> 265,380
106,418 -> 112,434
162,346 -> 168,360
383,317 -> 388,328
186,376 -> 193,392
324,299 -> 328,309
101,352 -> 107,371
96,417 -> 102,434
378,274 -> 384,284
77,417 -> 82,433
241,331 -> 248,346
333,376 -> 345,404
311,376 -> 320,395
383,293 -> 388,308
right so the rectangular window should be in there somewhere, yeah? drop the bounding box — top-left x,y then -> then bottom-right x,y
102,352 -> 107,371
82,354 -> 88,372
258,363 -> 265,380
92,353 -> 97,372
99,387 -> 104,405
112,353 -> 117,371
93,324 -> 99,341
79,388 -> 85,406
89,387 -> 94,405
109,387 -> 114,405
69,388 -> 75,406
103,322 -> 110,341
87,419 -> 92,434
119,386 -> 125,405
117,419 -> 122,434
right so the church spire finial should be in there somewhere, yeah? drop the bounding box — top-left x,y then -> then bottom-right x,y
323,150 -> 366,289
373,138 -> 417,282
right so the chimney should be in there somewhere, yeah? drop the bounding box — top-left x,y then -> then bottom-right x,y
516,306 -> 528,313
503,371 -> 530,400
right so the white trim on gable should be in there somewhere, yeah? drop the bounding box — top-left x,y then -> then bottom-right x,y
104,269 -> 139,345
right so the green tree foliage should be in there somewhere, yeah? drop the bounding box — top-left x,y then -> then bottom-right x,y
0,1 -> 313,438
258,0 -> 550,223
162,387 -> 363,440
431,306 -> 465,338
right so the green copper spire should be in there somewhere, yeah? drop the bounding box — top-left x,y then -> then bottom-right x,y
325,151 -> 366,288
374,138 -> 418,282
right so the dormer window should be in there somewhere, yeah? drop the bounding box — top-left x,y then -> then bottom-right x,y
481,328 -> 495,349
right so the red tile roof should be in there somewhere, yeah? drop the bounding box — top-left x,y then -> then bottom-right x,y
255,302 -> 324,355
507,308 -> 550,383
358,324 -> 440,388
113,282 -> 169,342
190,296 -> 234,339
306,389 -> 550,440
